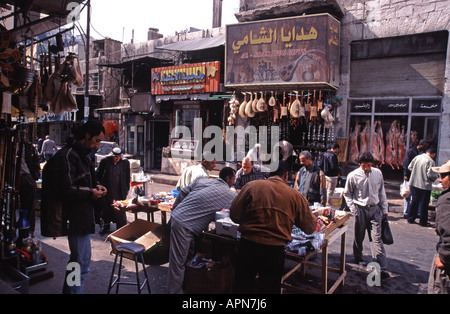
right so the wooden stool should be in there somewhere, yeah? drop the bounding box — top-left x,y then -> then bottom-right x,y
107,242 -> 151,294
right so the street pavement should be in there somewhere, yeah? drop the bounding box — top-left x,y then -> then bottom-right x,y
27,180 -> 439,295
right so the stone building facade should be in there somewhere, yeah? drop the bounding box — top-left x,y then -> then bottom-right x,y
235,0 -> 450,166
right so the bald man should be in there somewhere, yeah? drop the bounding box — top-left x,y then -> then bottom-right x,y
234,156 -> 268,190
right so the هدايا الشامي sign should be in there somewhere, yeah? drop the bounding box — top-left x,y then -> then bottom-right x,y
225,14 -> 340,88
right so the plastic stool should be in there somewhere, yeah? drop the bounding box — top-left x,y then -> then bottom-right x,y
107,242 -> 151,294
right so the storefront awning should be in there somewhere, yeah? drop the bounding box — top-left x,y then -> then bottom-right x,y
3,0 -> 85,40
97,55 -> 172,69
95,106 -> 132,114
156,35 -> 225,52
156,94 -> 211,102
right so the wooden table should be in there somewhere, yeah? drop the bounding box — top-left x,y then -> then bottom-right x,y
281,214 -> 350,294
116,203 -> 172,225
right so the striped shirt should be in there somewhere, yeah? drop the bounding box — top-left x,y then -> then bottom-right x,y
171,178 -> 237,235
343,167 -> 388,214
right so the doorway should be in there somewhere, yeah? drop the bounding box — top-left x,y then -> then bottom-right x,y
146,120 -> 170,170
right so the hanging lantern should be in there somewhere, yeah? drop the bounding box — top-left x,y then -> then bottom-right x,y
103,120 -> 118,135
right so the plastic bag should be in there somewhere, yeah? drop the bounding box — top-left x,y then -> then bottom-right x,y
400,180 -> 410,199
381,219 -> 394,245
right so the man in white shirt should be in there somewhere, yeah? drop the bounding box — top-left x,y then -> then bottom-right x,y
344,152 -> 389,279
175,152 -> 216,191
406,147 -> 438,226
41,135 -> 58,161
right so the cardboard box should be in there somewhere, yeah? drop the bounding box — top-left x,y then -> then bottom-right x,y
330,187 -> 344,207
106,219 -> 165,261
184,259 -> 234,294
215,217 -> 239,238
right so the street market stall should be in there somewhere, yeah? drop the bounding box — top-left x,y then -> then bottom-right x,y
202,206 -> 350,294
282,209 -> 350,294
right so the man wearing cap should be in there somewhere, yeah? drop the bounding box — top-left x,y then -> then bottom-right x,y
247,143 -> 262,166
428,160 -> 450,293
96,147 -> 130,234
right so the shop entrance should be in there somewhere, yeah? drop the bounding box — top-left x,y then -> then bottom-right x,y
146,121 -> 170,170
347,97 -> 441,181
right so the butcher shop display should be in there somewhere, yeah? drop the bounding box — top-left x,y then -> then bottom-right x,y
347,117 -> 410,170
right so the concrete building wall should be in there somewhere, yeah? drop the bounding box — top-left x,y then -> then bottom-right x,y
338,0 -> 449,165
236,0 -> 450,165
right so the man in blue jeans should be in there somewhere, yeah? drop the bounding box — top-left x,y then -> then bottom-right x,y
407,147 -> 439,227
42,120 -> 106,294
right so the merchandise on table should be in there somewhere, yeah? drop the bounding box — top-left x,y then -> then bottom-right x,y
286,209 -> 349,256
112,191 -> 176,211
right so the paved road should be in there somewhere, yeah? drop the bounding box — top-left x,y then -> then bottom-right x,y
28,183 -> 438,295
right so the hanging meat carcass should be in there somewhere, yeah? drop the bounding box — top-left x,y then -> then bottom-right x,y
359,120 -> 371,153
377,120 -> 385,166
385,120 -> 400,170
348,124 -> 360,165
397,125 -> 406,167
44,53 -> 82,115
372,121 -> 382,166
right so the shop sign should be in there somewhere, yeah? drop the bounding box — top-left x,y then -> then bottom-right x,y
151,61 -> 221,95
375,99 -> 409,113
350,100 -> 372,113
225,14 -> 340,88
412,99 -> 441,113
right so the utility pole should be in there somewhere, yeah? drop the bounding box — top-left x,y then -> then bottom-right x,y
84,0 -> 90,121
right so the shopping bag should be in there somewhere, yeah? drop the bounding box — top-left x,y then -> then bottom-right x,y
381,219 -> 394,245
400,180 -> 410,199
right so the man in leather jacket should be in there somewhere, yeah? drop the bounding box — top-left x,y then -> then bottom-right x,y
18,126 -> 41,237
42,120 -> 106,294
294,151 -> 327,205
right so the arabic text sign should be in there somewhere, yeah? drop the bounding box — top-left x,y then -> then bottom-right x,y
151,61 -> 221,95
225,14 -> 340,87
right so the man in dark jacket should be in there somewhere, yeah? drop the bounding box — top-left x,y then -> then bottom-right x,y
18,127 -> 41,237
428,160 -> 450,294
319,143 -> 340,206
96,147 -> 130,234
294,151 -> 327,205
41,120 -> 106,294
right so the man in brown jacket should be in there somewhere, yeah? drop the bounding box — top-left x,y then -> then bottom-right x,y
230,160 -> 316,294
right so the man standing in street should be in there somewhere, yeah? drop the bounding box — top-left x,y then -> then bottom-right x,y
407,147 -> 439,227
41,135 -> 58,161
176,152 -> 216,190
343,152 -> 390,279
41,120 -> 107,294
295,151 -> 327,205
18,126 -> 41,237
319,143 -> 341,206
96,147 -> 130,234
230,161 -> 316,294
428,160 -> 450,294
168,167 -> 237,294
234,156 -> 268,190
402,139 -> 428,217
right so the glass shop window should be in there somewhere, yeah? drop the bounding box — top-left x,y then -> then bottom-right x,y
410,116 -> 439,149
174,109 -> 198,138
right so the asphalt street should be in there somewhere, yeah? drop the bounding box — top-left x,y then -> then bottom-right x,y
27,182 -> 439,295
